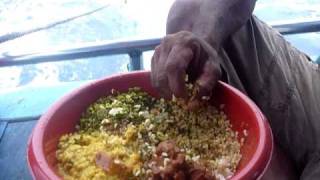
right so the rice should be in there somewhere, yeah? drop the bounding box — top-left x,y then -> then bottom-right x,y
56,87 -> 242,180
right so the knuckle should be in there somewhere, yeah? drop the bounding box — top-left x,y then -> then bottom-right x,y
171,45 -> 182,56
177,30 -> 191,36
151,46 -> 161,63
154,45 -> 161,53
180,47 -> 193,58
161,35 -> 173,44
165,60 -> 178,73
177,31 -> 194,40
166,46 -> 193,73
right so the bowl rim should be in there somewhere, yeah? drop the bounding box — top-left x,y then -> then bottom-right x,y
27,71 -> 273,180
219,81 -> 274,179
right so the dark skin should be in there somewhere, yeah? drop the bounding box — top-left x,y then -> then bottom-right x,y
151,1 -> 299,179
151,0 -> 256,100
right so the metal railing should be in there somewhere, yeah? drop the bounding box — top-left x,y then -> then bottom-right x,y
0,38 -> 160,70
1,20 -> 320,69
272,20 -> 320,35
0,20 -> 320,123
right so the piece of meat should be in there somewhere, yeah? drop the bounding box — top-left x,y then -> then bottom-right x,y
150,140 -> 215,180
155,140 -> 181,158
95,151 -> 128,175
151,140 -> 188,180
189,166 -> 215,180
95,151 -> 113,171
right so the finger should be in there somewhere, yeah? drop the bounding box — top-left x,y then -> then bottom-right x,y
195,58 -> 221,100
153,39 -> 173,98
151,45 -> 161,88
165,45 -> 193,98
151,46 -> 170,98
161,35 -> 174,56
157,73 -> 171,99
154,35 -> 178,98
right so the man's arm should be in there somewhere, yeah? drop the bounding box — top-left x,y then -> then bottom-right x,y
167,0 -> 257,48
151,0 -> 257,99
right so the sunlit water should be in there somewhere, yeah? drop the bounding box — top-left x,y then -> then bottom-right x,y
0,0 -> 319,89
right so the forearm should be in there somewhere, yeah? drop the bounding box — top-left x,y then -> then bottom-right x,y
195,0 -> 256,47
167,0 -> 257,48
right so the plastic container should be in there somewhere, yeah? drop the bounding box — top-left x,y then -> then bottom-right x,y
27,71 -> 273,180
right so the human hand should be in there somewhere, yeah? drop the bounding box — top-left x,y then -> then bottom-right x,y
151,31 -> 222,101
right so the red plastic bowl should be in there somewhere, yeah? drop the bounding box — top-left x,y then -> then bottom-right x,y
27,71 -> 273,180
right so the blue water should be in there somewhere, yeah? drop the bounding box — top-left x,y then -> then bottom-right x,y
0,0 -> 319,89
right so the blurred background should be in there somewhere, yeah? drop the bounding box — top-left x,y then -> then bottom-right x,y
0,0 -> 319,90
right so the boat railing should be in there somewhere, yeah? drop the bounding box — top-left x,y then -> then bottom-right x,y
1,20 -> 320,69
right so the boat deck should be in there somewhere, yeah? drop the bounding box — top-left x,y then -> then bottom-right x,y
0,82 -> 83,179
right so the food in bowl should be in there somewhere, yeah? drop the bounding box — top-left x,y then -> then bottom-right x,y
56,87 -> 244,180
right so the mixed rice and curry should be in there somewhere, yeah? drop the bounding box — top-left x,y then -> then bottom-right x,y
56,82 -> 245,180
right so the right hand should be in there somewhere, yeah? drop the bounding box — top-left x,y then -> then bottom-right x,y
151,31 -> 222,100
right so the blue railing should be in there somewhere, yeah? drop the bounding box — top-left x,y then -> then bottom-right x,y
0,20 -> 320,123
0,38 -> 160,70
1,20 -> 320,69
